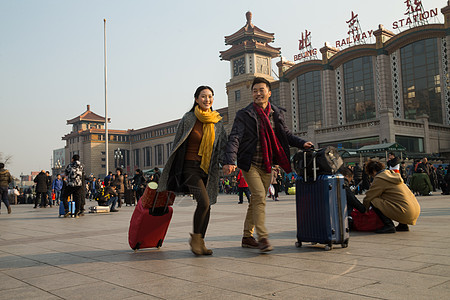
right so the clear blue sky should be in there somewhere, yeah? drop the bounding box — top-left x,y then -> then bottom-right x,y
0,0 -> 444,177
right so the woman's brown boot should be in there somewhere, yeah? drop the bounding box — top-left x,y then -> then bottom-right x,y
189,233 -> 204,255
200,237 -> 213,255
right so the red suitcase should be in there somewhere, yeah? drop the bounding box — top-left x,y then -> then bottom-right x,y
128,199 -> 173,251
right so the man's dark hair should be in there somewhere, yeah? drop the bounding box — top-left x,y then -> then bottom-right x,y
251,77 -> 271,91
388,152 -> 395,156
0,163 -> 4,169
72,154 -> 80,161
339,166 -> 353,177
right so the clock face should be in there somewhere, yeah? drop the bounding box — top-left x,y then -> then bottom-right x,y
233,57 -> 245,77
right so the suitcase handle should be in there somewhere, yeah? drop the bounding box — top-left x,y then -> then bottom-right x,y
303,150 -> 318,182
149,190 -> 175,216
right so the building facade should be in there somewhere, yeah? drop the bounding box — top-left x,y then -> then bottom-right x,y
220,5 -> 450,160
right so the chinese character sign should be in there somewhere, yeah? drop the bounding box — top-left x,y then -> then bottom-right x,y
298,30 -> 311,51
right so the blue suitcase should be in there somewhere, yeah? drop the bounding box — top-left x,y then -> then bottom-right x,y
59,200 -> 75,217
295,174 -> 349,250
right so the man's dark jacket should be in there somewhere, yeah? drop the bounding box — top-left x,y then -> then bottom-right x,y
34,172 -> 48,193
223,103 -> 306,172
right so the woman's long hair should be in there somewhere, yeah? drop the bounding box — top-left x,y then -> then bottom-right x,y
189,86 -> 214,112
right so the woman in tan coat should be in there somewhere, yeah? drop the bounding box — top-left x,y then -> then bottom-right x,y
363,160 -> 420,233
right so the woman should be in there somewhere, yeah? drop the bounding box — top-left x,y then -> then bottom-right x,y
270,166 -> 281,201
112,168 -> 124,208
363,160 -> 420,233
158,86 -> 227,255
132,169 -> 145,201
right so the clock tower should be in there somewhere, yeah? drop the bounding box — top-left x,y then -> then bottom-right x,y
220,11 -> 281,131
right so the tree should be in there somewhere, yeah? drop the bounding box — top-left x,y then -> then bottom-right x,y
0,152 -> 13,166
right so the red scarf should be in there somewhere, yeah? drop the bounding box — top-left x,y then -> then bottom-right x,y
253,103 -> 292,173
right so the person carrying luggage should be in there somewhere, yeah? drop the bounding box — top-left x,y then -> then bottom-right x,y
158,85 -> 227,256
62,154 -> 86,218
223,77 -> 313,252
237,169 -> 251,204
363,160 -> 420,233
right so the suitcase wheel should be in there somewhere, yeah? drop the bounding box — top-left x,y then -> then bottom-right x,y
156,239 -> 163,249
132,242 -> 141,252
341,239 -> 349,248
295,241 -> 302,248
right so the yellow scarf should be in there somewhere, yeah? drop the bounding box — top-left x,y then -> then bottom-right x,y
194,105 -> 222,174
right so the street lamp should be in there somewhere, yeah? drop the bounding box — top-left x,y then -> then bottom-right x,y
114,148 -> 124,169
54,159 -> 62,176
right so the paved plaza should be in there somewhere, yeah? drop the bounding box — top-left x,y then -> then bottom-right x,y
0,192 -> 449,299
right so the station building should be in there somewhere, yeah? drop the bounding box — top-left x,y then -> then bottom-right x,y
58,3 -> 450,178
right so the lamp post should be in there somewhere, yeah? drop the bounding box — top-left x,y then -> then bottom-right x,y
114,148 -> 124,169
55,159 -> 62,176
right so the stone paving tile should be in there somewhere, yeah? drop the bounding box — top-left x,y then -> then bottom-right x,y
0,286 -> 61,300
0,257 -> 42,270
51,281 -> 142,300
21,271 -> 100,291
260,285 -> 376,299
202,273 -> 299,297
152,265 -> 231,283
182,287 -> 263,300
275,269 -> 378,292
123,295 -> 160,300
1,264 -> 66,280
345,267 -> 449,289
349,281 -> 450,299
415,264 -> 450,277
89,267 -> 163,286
404,254 -> 450,265
0,272 -> 29,290
128,277 -> 220,300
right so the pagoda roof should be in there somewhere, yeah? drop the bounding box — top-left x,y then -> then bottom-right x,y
66,105 -> 107,125
220,11 -> 280,61
224,25 -> 275,45
220,40 -> 281,60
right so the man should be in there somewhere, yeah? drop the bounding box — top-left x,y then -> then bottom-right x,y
45,171 -> 53,207
0,163 -> 13,214
151,167 -> 161,183
34,170 -> 48,208
386,152 -> 400,173
52,174 -> 63,206
353,163 -> 363,194
63,154 -> 85,218
223,77 -> 313,252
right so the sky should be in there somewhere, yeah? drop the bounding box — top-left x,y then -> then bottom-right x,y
0,0 -> 445,177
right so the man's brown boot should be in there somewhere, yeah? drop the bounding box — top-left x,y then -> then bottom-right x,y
258,238 -> 273,252
242,236 -> 259,248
